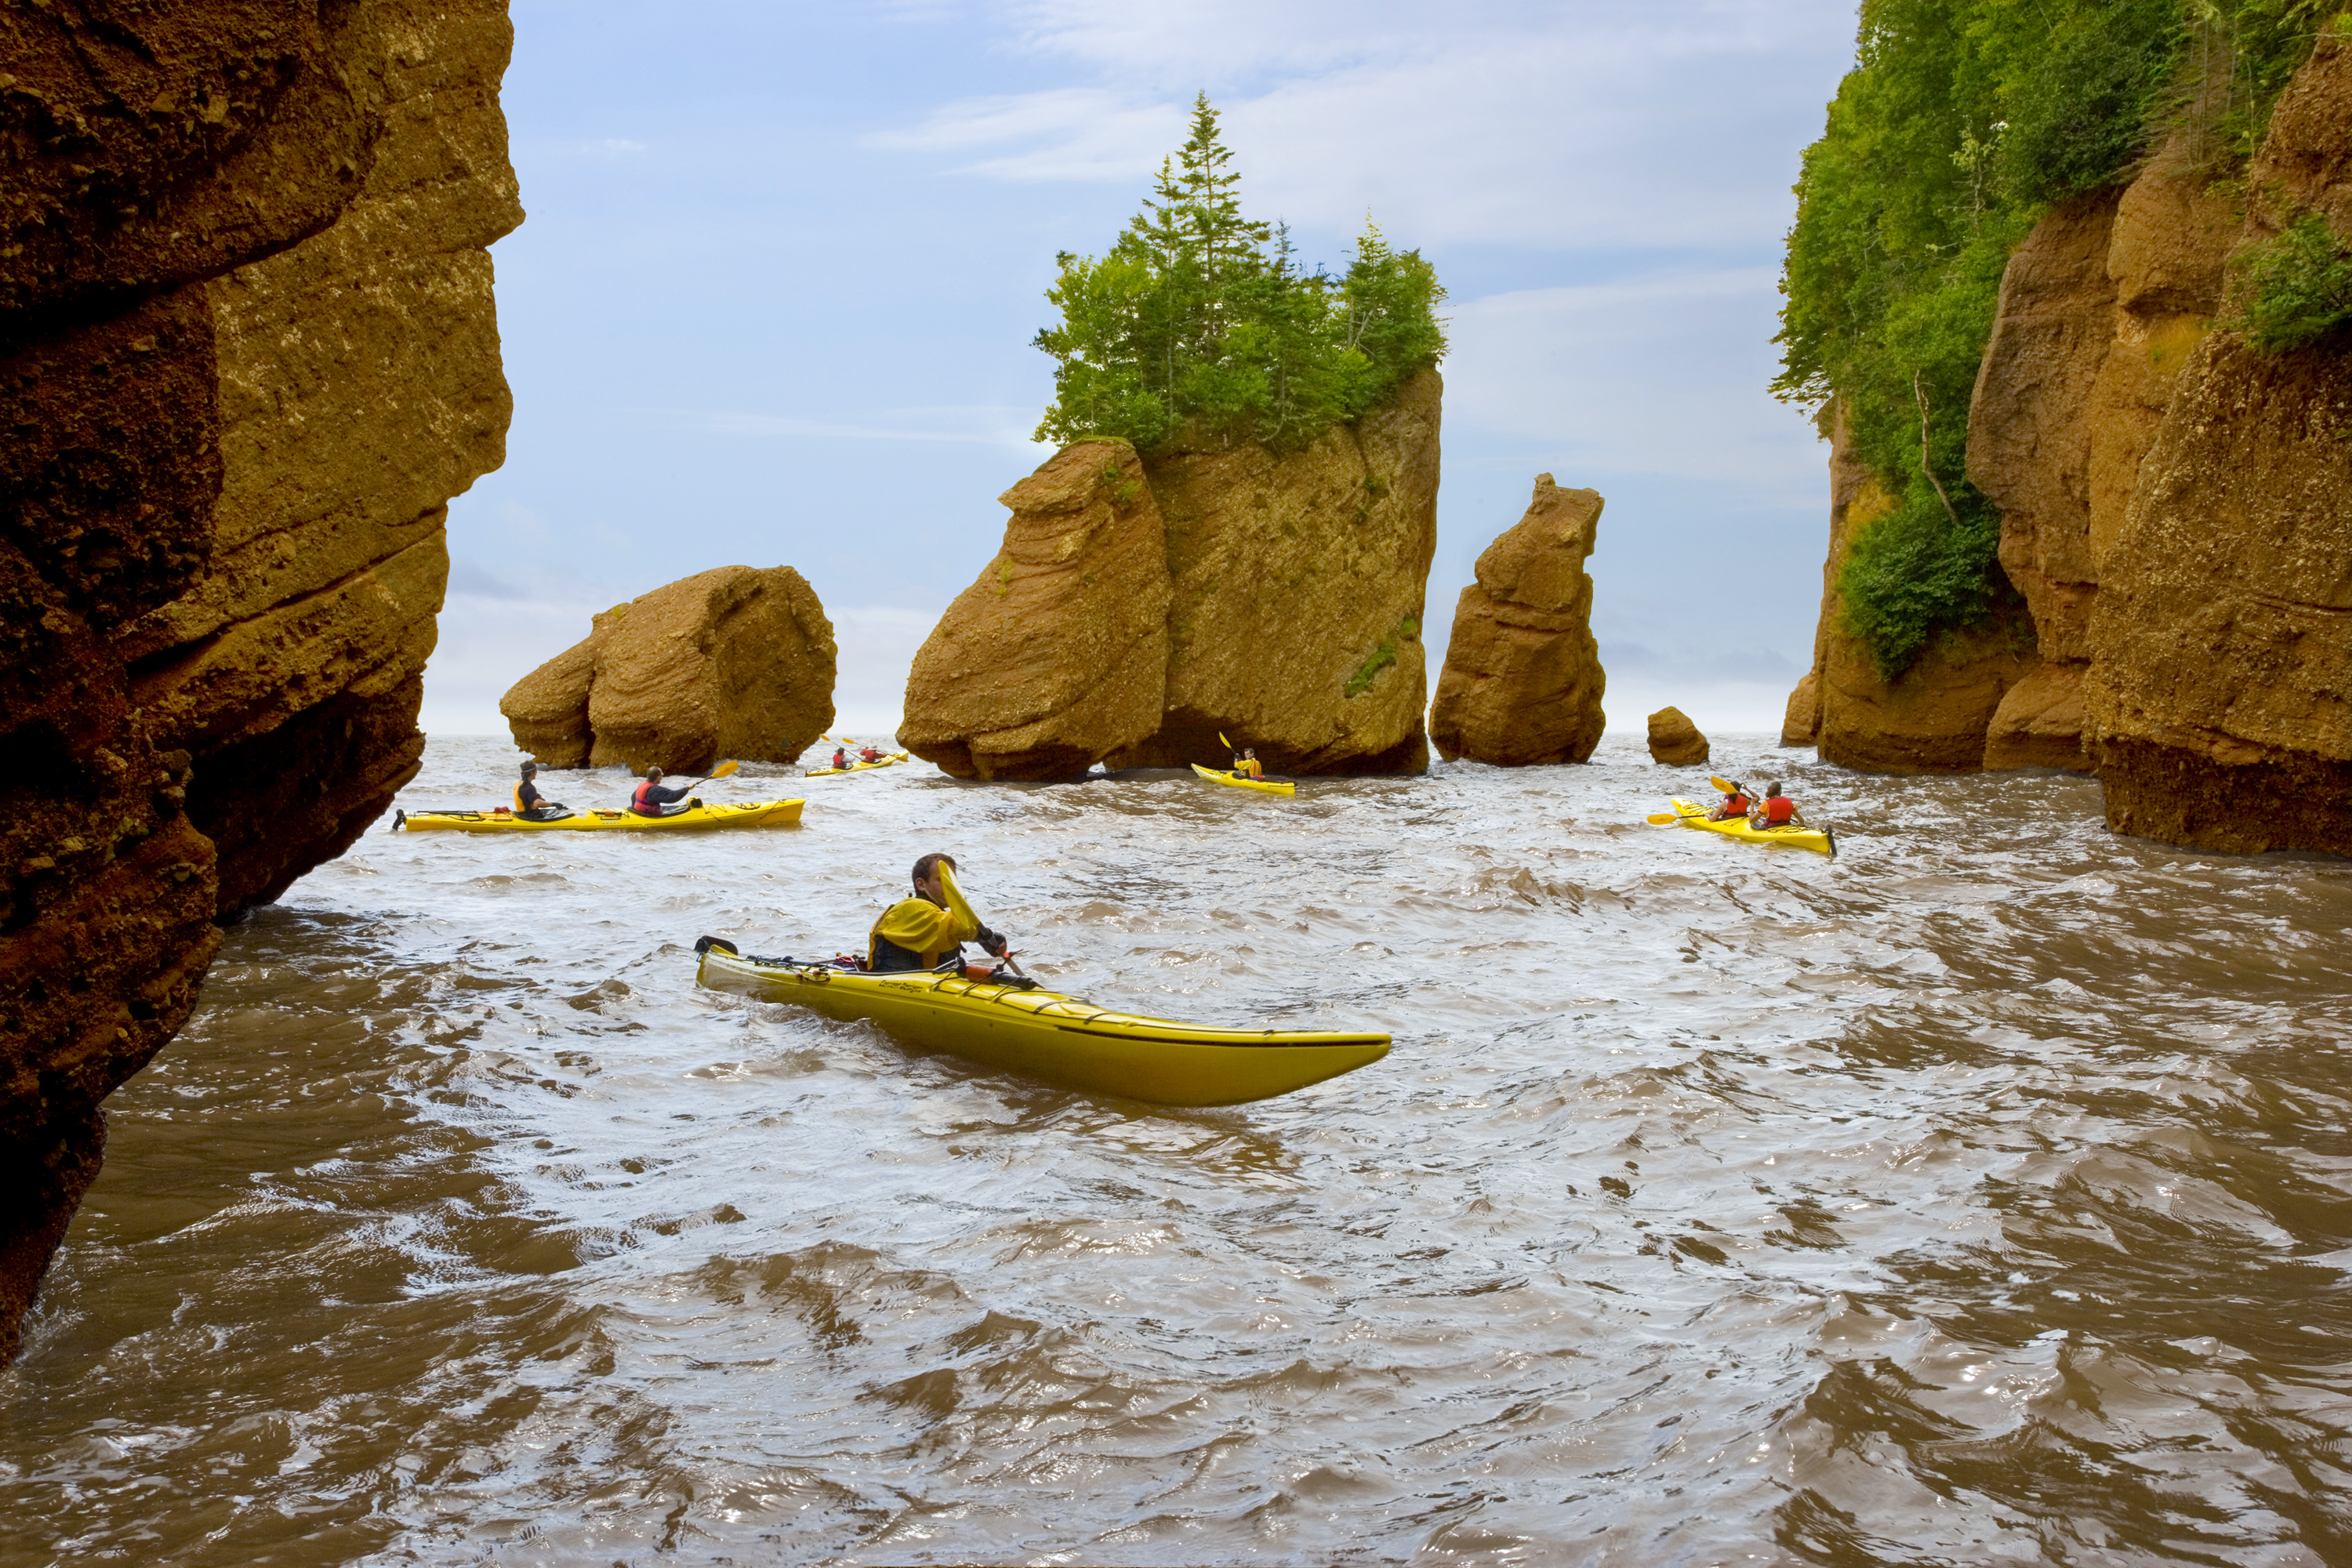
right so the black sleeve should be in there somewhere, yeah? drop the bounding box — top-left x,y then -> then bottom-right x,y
652,782 -> 691,804
518,780 -> 541,808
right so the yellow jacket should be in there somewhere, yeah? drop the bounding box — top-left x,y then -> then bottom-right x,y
867,863 -> 980,968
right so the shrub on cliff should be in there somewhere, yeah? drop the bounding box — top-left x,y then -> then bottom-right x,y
2230,211 -> 2352,351
1774,0 -> 2329,677
1032,96 -> 1446,452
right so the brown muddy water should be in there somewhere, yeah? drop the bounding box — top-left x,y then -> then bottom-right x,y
5,733 -> 2352,1566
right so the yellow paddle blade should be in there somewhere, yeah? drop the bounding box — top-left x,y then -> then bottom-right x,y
1647,813 -> 1682,825
1218,731 -> 1232,750
710,760 -> 740,779
1709,775 -> 1736,794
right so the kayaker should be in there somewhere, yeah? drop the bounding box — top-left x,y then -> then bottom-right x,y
630,767 -> 694,818
829,746 -> 850,771
513,761 -> 569,822
1751,781 -> 1803,830
869,852 -> 1010,974
1232,747 -> 1264,781
859,743 -> 884,764
1707,780 -> 1752,821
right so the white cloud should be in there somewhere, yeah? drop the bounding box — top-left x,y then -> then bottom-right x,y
876,0 -> 1855,252
1444,270 -> 1823,495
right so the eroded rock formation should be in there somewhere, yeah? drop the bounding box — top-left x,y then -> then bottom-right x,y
908,369 -> 1442,779
1784,408 -> 2038,772
503,566 -> 837,775
0,0 -> 517,1364
2085,36 -> 2352,855
902,443 -> 1170,781
1427,475 -> 1606,766
1647,707 -> 1709,766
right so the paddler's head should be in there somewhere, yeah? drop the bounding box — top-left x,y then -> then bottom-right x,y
645,766 -> 663,782
1765,780 -> 1783,798
911,851 -> 958,906
521,760 -> 536,779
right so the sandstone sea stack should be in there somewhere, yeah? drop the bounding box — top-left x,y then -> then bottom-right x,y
907,370 -> 1443,779
0,0 -> 519,1363
1428,475 -> 1606,766
1646,707 -> 1710,766
502,566 -> 837,775
900,442 -> 1171,780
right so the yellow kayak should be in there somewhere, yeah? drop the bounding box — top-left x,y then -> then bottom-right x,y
695,941 -> 1386,1106
1189,763 -> 1296,797
1668,797 -> 1834,856
808,750 -> 909,778
395,799 -> 805,833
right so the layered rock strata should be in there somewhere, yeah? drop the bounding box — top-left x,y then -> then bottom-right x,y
1428,475 -> 1606,766
909,369 -> 1443,779
0,0 -> 517,1364
901,443 -> 1171,780
503,567 -> 837,775
2085,37 -> 2352,855
1646,707 -> 1709,766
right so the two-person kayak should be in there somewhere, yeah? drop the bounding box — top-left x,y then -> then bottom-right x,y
808,751 -> 909,777
694,938 -> 1385,1105
1665,797 -> 1834,856
397,800 -> 805,833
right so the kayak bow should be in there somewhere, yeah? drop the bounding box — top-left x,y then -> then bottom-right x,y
695,942 -> 1385,1105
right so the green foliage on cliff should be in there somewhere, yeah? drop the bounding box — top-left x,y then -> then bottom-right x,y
2232,211 -> 2352,350
1775,0 -> 2332,677
1032,96 -> 1447,453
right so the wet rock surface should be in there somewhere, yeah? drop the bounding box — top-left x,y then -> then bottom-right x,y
0,0 -> 518,1363
1428,475 -> 1606,766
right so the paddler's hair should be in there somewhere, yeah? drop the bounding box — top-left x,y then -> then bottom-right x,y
644,766 -> 662,780
520,760 -> 536,777
1766,780 -> 1782,796
911,851 -> 957,891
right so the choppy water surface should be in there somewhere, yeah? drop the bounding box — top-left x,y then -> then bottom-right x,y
7,734 -> 2352,1566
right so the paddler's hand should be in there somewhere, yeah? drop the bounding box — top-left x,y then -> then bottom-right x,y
978,927 -> 1008,959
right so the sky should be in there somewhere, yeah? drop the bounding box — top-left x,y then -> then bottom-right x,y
423,0 -> 1864,742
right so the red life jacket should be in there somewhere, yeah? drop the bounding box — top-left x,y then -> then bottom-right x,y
632,779 -> 662,815
1722,793 -> 1751,815
1761,795 -> 1795,825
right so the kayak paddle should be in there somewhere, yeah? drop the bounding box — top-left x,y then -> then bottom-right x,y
1647,812 -> 1683,825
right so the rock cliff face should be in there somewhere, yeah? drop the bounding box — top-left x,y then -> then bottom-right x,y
1784,408 -> 2038,772
503,566 -> 837,775
1646,707 -> 1709,767
901,442 -> 1171,781
1427,474 -> 1606,766
0,0 -> 517,1364
908,369 -> 1442,779
1787,35 -> 2352,854
2085,37 -> 2352,855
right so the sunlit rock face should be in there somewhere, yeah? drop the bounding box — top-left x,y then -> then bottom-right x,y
505,566 -> 837,777
901,441 -> 1171,782
0,0 -> 520,1364
1428,475 -> 1606,768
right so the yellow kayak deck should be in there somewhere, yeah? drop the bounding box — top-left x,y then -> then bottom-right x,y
808,750 -> 909,777
695,944 -> 1385,1106
1189,763 -> 1296,797
397,799 -> 805,833
1668,798 -> 1834,856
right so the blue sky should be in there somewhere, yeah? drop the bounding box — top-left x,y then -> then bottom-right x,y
423,0 -> 1862,740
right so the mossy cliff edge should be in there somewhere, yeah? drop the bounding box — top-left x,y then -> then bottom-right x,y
0,0 -> 519,1363
1781,6 -> 2352,856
